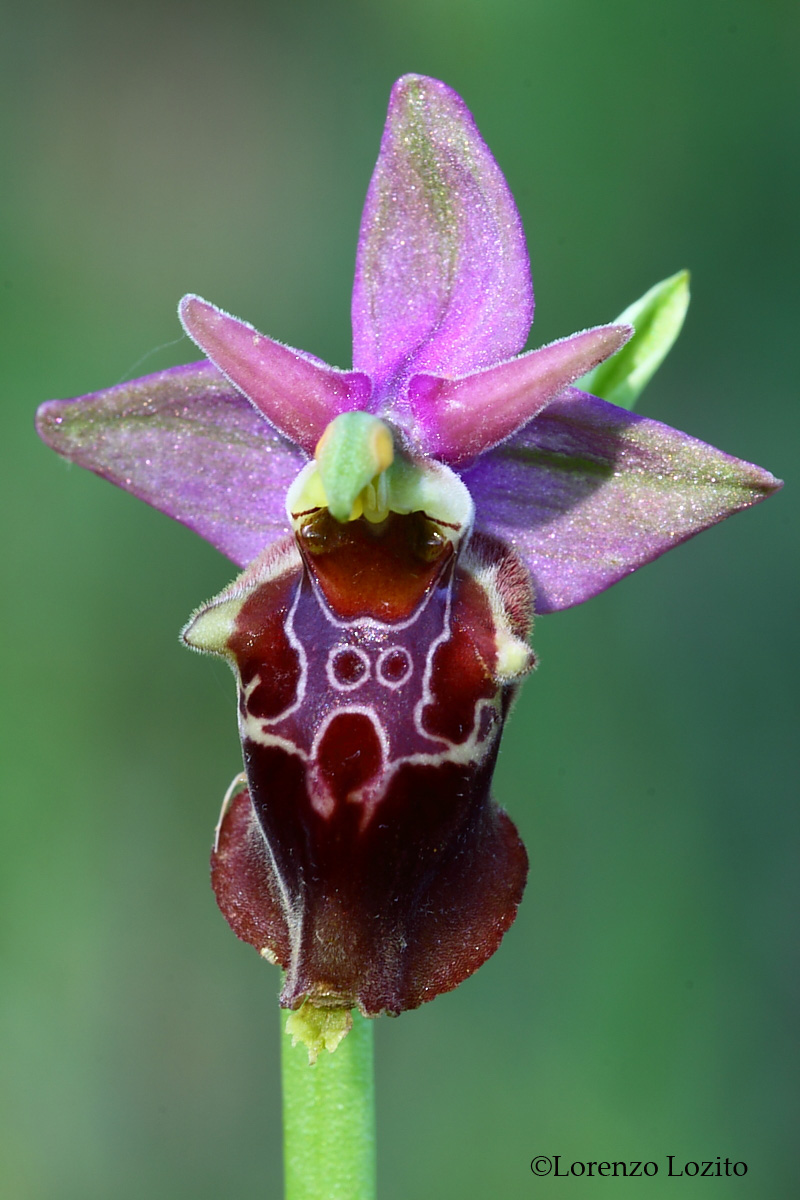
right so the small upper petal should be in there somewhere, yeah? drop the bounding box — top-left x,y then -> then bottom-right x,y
36,361 -> 305,568
407,324 -> 632,462
461,388 -> 782,612
352,75 -> 533,392
180,295 -> 372,455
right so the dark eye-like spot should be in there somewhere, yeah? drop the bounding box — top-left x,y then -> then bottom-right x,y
328,645 -> 370,689
377,646 -> 412,687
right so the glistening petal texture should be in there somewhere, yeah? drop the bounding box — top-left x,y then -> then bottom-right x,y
179,295 -> 372,455
460,388 -> 782,613
352,74 -> 533,391
36,361 -> 305,568
408,323 -> 632,462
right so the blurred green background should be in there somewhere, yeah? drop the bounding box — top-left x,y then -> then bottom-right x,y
2,1 -> 797,1196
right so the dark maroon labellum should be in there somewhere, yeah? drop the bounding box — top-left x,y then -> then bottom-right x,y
186,510 -> 534,1016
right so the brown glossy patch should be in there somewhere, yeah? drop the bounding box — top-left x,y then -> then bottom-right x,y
228,568 -> 301,719
214,737 -> 527,1016
276,754 -> 528,1016
422,571 -> 498,744
298,510 -> 452,621
397,797 -> 528,1012
316,712 -> 383,805
211,787 -> 291,967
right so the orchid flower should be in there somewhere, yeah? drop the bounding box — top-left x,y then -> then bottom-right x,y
36,75 -> 779,1028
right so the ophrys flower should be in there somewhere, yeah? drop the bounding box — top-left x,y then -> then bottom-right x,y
36,75 -> 780,1019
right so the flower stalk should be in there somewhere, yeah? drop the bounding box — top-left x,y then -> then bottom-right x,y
281,1009 -> 376,1200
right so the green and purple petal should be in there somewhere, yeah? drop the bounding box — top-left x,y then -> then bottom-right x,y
36,361 -> 305,567
460,389 -> 782,613
352,74 -> 533,395
179,295 -> 372,455
407,323 -> 632,462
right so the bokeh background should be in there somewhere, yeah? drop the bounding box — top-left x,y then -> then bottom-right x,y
2,1 -> 797,1196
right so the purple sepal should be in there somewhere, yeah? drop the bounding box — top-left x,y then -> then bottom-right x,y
407,324 -> 632,463
36,361 -> 305,568
352,75 -> 533,394
179,295 -> 372,455
460,388 -> 783,613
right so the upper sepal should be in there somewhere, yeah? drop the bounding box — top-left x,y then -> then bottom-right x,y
179,295 -> 372,455
461,387 -> 783,612
352,74 -> 533,392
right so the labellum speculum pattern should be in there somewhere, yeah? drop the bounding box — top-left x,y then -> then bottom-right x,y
35,75 -> 781,1023
185,445 -> 534,1015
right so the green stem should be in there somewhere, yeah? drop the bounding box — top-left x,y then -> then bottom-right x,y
281,1009 -> 376,1200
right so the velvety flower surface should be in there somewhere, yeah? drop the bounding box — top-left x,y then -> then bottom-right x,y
37,75 -> 780,1017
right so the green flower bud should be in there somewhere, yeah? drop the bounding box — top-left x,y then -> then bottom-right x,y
580,269 -> 690,409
